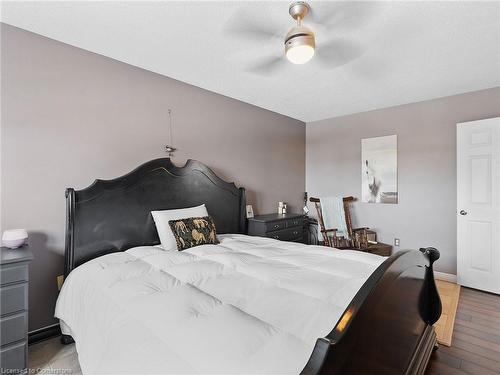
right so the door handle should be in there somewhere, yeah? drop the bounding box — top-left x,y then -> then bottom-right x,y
459,210 -> 467,216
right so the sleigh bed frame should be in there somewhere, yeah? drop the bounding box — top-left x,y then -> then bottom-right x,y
63,158 -> 441,375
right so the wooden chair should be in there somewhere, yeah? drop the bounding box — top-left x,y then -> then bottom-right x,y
309,196 -> 370,250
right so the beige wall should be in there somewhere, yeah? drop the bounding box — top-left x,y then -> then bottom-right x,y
3,21 -> 499,332
1,24 -> 306,331
306,87 -> 500,275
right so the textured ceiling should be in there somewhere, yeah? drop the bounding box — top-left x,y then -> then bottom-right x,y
2,1 -> 499,122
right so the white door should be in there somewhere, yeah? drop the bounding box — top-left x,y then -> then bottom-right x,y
457,117 -> 500,294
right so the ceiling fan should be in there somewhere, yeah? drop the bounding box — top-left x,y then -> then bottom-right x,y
225,1 -> 378,75
285,1 -> 316,64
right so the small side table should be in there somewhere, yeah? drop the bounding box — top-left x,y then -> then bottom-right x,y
364,243 -> 393,257
1,246 -> 34,372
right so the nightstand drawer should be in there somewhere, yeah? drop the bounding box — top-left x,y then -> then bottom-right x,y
1,264 -> 28,286
266,221 -> 286,232
1,283 -> 28,316
266,228 -> 303,242
286,217 -> 304,228
1,312 -> 27,346
0,340 -> 27,370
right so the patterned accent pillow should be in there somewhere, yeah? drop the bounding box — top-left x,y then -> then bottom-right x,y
168,216 -> 219,251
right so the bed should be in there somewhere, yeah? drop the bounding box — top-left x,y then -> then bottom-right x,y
56,158 -> 441,375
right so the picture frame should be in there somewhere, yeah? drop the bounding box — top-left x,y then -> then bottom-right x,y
361,134 -> 398,204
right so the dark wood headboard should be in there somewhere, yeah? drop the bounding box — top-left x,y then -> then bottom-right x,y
64,158 -> 246,275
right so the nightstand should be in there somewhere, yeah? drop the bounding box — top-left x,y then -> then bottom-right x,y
247,213 -> 305,243
1,246 -> 33,372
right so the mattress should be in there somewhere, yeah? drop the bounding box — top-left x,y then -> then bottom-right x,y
55,234 -> 385,374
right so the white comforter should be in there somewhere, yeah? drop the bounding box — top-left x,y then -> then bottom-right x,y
55,234 -> 385,375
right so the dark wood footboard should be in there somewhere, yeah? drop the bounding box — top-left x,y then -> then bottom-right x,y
301,247 -> 442,375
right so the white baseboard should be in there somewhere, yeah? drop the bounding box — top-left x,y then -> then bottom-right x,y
434,271 -> 457,283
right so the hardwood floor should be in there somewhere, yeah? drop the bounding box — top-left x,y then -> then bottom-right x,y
426,286 -> 500,375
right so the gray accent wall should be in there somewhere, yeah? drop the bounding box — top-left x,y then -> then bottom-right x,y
306,87 -> 500,275
1,24 -> 306,331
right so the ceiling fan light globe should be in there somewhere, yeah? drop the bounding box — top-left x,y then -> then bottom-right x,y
286,44 -> 315,64
285,26 -> 315,64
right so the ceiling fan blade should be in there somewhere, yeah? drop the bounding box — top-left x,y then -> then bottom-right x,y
309,1 -> 381,30
315,38 -> 365,69
223,10 -> 278,41
246,55 -> 286,76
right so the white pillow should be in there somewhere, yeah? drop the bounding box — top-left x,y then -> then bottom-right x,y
151,204 -> 208,250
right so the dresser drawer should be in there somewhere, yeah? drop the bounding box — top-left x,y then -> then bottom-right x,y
266,227 -> 303,242
1,263 -> 28,286
0,340 -> 26,370
265,221 -> 286,232
1,283 -> 28,316
286,217 -> 304,228
247,215 -> 304,244
1,312 -> 27,346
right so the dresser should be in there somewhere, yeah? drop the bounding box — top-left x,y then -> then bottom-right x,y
1,246 -> 33,372
247,213 -> 305,243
